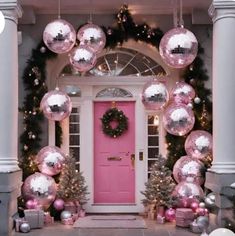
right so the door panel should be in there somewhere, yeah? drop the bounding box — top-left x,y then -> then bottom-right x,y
94,101 -> 135,203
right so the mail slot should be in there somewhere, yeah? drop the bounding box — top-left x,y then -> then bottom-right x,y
107,156 -> 122,161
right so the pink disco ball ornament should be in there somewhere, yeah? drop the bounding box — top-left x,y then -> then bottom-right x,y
159,27 -> 198,68
173,155 -> 206,185
185,130 -> 213,160
22,172 -> 57,210
163,103 -> 195,136
36,146 -> 66,176
69,45 -> 97,72
173,181 -> 204,199
190,201 -> 199,212
77,23 -> 106,53
53,199 -> 65,211
43,19 -> 76,54
142,80 -> 169,110
171,81 -> 195,104
165,208 -> 176,222
40,88 -> 72,121
25,199 -> 39,209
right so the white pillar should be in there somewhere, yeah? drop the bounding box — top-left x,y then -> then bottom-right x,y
0,1 -> 22,172
209,0 -> 235,173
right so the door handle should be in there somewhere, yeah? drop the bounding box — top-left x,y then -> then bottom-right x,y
131,154 -> 135,169
107,156 -> 122,161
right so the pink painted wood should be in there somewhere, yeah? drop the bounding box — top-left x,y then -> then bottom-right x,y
94,101 -> 135,203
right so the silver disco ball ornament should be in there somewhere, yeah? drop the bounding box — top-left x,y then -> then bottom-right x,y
43,19 -> 76,54
61,210 -> 72,220
159,26 -> 198,68
20,222 -> 31,233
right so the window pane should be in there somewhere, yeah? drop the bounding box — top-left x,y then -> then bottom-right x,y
148,148 -> 159,159
148,160 -> 156,171
69,135 -> 80,145
75,164 -> 80,172
148,136 -> 159,146
148,126 -> 159,135
69,147 -> 80,161
69,115 -> 80,123
72,107 -> 79,113
69,124 -> 80,133
148,116 -> 154,124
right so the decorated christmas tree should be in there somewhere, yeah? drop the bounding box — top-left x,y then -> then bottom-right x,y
57,154 -> 89,205
141,155 -> 176,208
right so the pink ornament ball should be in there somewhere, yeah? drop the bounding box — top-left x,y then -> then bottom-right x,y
25,199 -> 38,209
159,26 -> 198,68
165,208 -> 176,222
173,181 -> 204,199
43,19 -> 76,54
185,130 -> 213,160
77,23 -> 106,53
69,45 -> 97,72
53,199 -> 65,211
163,103 -> 195,136
22,172 -> 57,210
190,201 -> 199,212
36,146 -> 66,176
170,81 -> 195,104
40,88 -> 72,121
142,80 -> 169,110
173,155 -> 206,185
196,207 -> 208,216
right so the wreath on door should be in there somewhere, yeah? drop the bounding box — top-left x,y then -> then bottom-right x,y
101,107 -> 128,138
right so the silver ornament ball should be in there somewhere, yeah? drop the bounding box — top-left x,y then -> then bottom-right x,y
194,97 -> 201,104
60,210 -> 72,220
205,192 -> 216,208
199,202 -> 206,208
20,222 -> 31,233
40,46 -> 46,53
196,216 -> 209,229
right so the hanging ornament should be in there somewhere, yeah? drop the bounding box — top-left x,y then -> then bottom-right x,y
194,97 -> 201,104
173,155 -> 206,185
163,103 -> 195,136
185,130 -> 213,160
43,19 -> 76,54
77,23 -> 106,53
36,146 -> 66,176
170,81 -> 195,104
173,181 -> 204,199
22,172 -> 57,210
40,46 -> 46,54
69,45 -> 97,72
142,80 -> 169,110
40,88 -> 72,121
53,198 -> 65,211
159,26 -> 198,68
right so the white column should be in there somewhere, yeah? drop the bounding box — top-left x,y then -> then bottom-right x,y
0,1 -> 22,172
209,0 -> 235,173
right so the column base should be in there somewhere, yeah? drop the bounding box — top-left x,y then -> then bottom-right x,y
0,157 -> 20,173
208,162 -> 235,173
0,170 -> 22,236
205,171 -> 235,228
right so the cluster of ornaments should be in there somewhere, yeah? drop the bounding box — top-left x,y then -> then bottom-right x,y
22,146 -> 66,210
43,19 -> 106,73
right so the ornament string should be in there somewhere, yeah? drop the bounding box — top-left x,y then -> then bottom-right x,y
58,0 -> 61,19
179,0 -> 184,27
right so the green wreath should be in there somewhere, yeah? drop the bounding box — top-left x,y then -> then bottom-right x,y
101,108 -> 128,138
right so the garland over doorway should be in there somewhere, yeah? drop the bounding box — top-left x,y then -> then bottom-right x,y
19,5 -> 211,179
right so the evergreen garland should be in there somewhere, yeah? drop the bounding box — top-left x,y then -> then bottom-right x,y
101,108 -> 128,138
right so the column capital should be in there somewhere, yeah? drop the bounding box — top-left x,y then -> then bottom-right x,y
209,0 -> 235,23
0,1 -> 22,24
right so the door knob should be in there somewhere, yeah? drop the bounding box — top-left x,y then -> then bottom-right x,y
131,154 -> 135,169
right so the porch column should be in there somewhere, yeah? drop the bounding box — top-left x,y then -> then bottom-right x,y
205,0 -> 235,227
0,1 -> 23,235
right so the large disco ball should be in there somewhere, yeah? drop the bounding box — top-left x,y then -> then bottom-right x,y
77,23 -> 106,53
69,45 -> 97,72
171,81 -> 195,104
173,156 -> 206,185
173,181 -> 204,199
22,172 -> 57,210
43,19 -> 76,54
163,103 -> 195,136
185,130 -> 213,160
159,27 -> 198,68
142,80 -> 169,110
36,146 -> 66,176
40,89 -> 72,121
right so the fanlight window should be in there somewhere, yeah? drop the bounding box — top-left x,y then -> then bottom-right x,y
60,48 -> 165,77
96,87 -> 133,98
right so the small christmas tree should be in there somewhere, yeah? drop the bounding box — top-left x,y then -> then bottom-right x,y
141,155 -> 176,208
57,154 -> 89,206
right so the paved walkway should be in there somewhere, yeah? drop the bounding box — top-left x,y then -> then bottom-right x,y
14,218 -> 200,236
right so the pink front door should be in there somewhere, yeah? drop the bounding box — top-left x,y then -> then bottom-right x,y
94,101 -> 135,204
